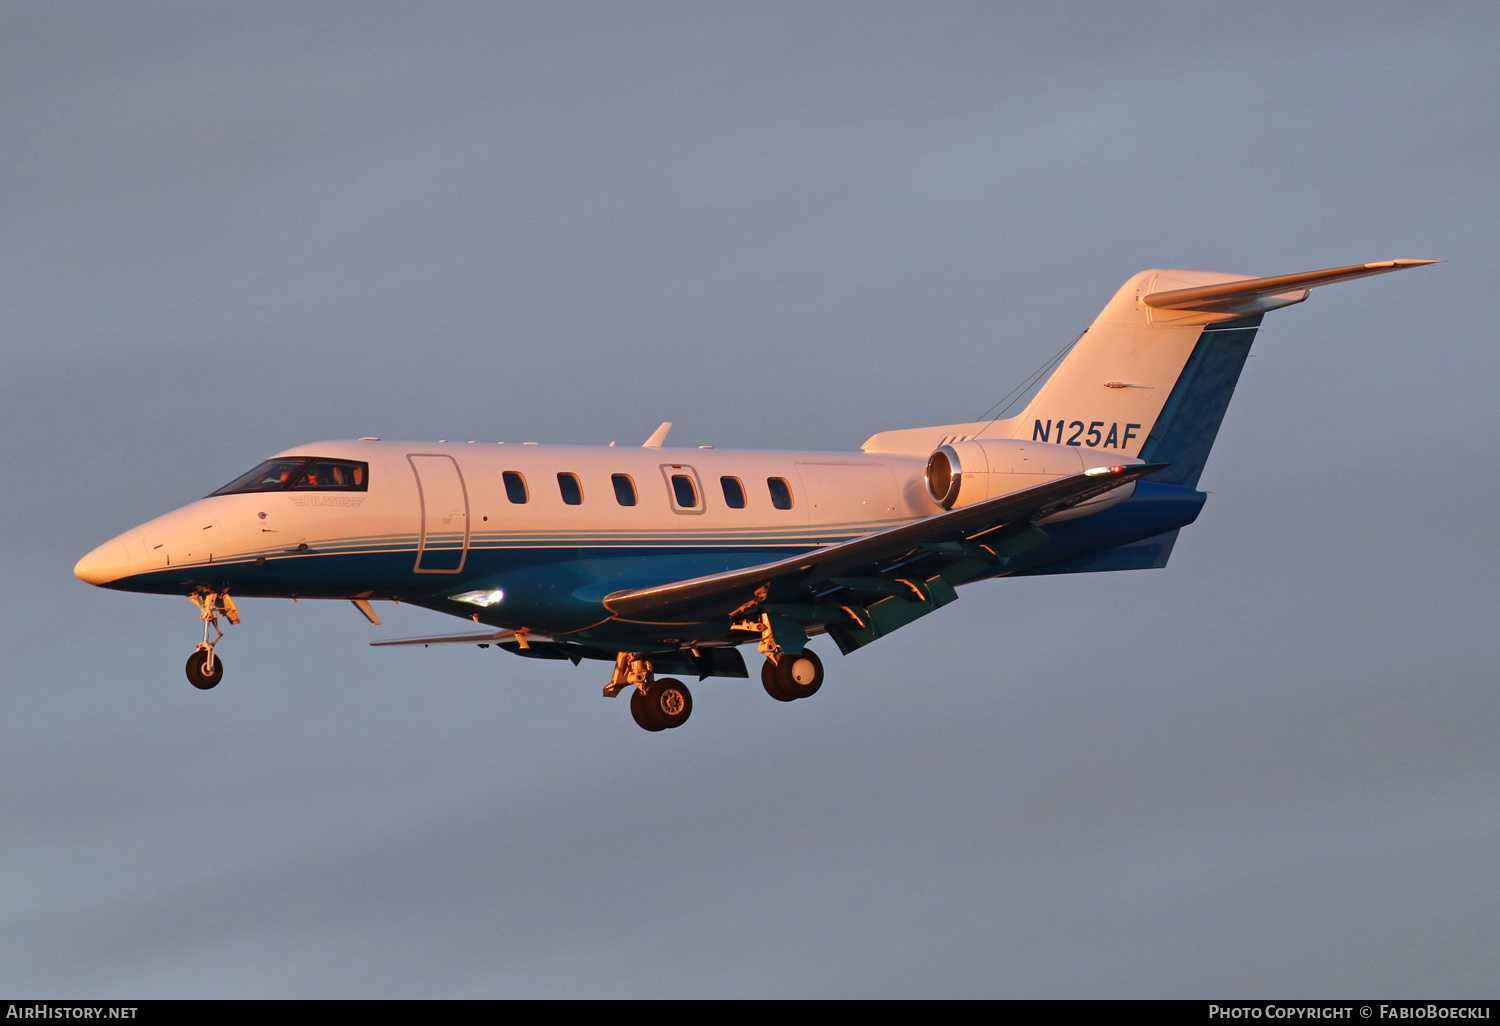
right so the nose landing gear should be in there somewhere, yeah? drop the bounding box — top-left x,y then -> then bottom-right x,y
186,591 -> 239,690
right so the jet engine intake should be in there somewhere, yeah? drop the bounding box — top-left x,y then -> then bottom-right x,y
925,445 -> 964,509
924,437 -> 1140,518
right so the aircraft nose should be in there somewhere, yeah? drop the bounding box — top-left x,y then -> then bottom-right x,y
74,539 -> 132,586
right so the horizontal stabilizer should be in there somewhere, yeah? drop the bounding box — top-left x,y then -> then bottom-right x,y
1144,260 -> 1438,314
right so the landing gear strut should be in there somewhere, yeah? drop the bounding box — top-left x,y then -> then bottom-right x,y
186,591 -> 239,690
609,653 -> 693,731
762,647 -> 824,702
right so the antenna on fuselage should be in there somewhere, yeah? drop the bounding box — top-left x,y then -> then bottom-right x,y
642,422 -> 673,448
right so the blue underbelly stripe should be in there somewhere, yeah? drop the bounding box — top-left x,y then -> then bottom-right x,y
157,538 -> 855,572
200,528 -> 898,568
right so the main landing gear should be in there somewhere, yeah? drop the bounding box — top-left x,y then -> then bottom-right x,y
630,678 -> 694,731
762,648 -> 824,703
605,645 -> 825,731
608,654 -> 693,732
185,591 -> 239,690
745,611 -> 824,704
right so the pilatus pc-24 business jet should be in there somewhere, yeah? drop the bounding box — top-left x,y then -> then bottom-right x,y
76,260 -> 1435,731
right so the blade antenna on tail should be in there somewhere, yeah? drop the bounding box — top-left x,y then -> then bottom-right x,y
973,329 -> 1087,429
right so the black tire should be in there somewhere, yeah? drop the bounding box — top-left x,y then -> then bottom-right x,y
186,650 -> 223,690
630,686 -> 666,731
643,678 -> 693,729
761,657 -> 796,702
765,649 -> 824,701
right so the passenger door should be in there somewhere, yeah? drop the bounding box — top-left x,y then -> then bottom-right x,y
408,454 -> 470,573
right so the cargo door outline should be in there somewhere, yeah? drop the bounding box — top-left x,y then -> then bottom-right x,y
408,454 -> 470,573
792,462 -> 900,531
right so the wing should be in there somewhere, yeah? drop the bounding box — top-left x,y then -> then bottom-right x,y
368,625 -> 747,679
371,628 -> 544,647
603,462 -> 1166,627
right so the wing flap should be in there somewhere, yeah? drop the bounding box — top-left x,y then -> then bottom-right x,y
603,462 -> 1165,622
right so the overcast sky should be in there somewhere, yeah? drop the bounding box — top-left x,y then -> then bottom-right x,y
2,1 -> 1497,997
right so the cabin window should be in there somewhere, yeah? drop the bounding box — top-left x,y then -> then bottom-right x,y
612,474 -> 637,506
210,457 -> 368,496
720,476 -> 746,509
558,473 -> 583,505
767,477 -> 793,510
670,474 -> 699,509
503,471 -> 528,504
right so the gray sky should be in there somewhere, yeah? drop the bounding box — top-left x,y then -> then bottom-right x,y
2,1 -> 1497,997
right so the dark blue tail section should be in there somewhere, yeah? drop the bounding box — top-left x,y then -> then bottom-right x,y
1137,315 -> 1263,489
1006,480 -> 1207,577
1013,318 -> 1259,577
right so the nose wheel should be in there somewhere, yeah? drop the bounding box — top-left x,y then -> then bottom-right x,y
185,591 -> 239,690
762,648 -> 824,702
186,649 -> 224,689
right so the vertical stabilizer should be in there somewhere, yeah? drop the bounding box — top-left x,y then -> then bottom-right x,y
1003,268 -> 1258,462
862,262 -> 1436,492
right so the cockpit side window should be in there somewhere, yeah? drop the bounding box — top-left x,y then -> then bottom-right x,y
291,460 -> 367,490
210,457 -> 369,496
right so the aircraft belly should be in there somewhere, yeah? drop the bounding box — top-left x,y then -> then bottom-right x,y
425,546 -> 812,634
994,480 -> 1207,578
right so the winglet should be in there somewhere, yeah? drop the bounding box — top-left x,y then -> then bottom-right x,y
1144,259 -> 1440,314
643,422 -> 673,448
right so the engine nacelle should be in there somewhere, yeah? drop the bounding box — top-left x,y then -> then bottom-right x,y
924,438 -> 1141,521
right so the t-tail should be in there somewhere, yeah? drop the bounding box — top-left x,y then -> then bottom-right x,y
862,260 -> 1438,571
865,260 -> 1437,484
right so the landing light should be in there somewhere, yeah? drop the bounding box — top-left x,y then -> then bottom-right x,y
452,589 -> 505,607
1085,465 -> 1124,477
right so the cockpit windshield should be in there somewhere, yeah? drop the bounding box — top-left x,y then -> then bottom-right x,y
210,458 -> 368,496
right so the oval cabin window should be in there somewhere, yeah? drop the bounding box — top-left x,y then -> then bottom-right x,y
671,475 -> 698,509
767,477 -> 793,510
720,476 -> 746,509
